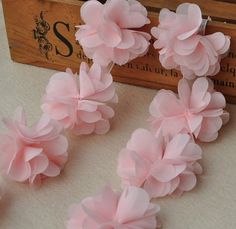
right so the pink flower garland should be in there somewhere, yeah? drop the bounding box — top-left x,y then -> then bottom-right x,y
0,1 -> 232,227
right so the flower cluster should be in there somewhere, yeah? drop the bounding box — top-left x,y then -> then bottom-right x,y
67,186 -> 161,229
76,0 -> 151,66
149,77 -> 229,142
41,62 -> 117,135
117,129 -> 202,198
151,3 -> 230,79
0,107 -> 68,185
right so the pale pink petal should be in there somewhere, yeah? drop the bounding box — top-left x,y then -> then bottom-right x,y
8,156 -> 31,182
30,154 -> 49,175
178,78 -> 191,107
80,0 -> 103,26
190,77 -> 211,110
97,21 -> 122,47
117,148 -> 150,187
127,129 -> 163,162
144,177 -> 172,198
164,134 -> 191,159
198,117 -> 223,142
178,171 -> 197,191
150,161 -> 186,182
24,147 -> 43,161
94,119 -> 111,135
43,162 -> 61,177
116,186 -> 150,222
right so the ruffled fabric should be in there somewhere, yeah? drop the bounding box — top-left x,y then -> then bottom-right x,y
0,107 -> 68,185
151,3 -> 230,79
117,129 -> 202,198
76,0 -> 151,66
149,77 -> 229,142
67,186 -> 161,229
41,62 -> 118,135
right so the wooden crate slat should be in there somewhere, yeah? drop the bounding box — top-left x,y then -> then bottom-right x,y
140,0 -> 236,22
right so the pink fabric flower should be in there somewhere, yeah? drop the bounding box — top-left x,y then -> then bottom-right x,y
41,62 -> 117,135
67,186 -> 161,229
117,129 -> 202,198
76,0 -> 151,66
151,3 -> 230,79
0,107 -> 68,185
149,77 -> 229,142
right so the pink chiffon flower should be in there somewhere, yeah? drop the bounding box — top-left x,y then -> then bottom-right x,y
0,107 -> 68,185
151,3 -> 230,79
149,77 -> 229,142
76,0 -> 151,66
41,62 -> 118,135
67,186 -> 161,229
117,129 -> 202,198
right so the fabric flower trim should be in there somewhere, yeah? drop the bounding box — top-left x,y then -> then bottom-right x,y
117,129 -> 202,198
76,0 -> 151,66
0,1 -> 232,228
0,107 -> 68,185
67,186 -> 161,229
151,3 -> 230,79
149,77 -> 229,142
41,62 -> 117,135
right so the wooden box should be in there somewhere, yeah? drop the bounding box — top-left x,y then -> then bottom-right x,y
2,0 -> 236,102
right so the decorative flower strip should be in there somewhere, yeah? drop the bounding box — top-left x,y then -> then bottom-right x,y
0,1 -> 231,228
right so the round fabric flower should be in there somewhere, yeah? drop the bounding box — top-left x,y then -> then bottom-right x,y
76,0 -> 151,66
149,77 -> 229,142
151,3 -> 230,79
41,62 -> 117,135
67,186 -> 161,229
117,129 -> 202,198
0,107 -> 68,185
